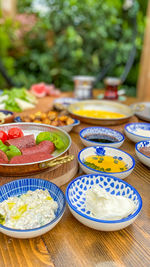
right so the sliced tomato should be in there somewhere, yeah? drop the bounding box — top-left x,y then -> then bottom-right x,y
8,128 -> 24,139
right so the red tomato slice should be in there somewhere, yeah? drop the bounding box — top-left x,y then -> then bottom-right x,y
8,128 -> 24,139
0,131 -> 8,143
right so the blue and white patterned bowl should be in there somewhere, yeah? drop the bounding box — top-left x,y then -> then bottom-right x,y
66,174 -> 142,231
78,146 -> 135,179
135,140 -> 150,167
0,178 -> 66,238
80,127 -> 124,148
124,123 -> 150,143
60,119 -> 80,133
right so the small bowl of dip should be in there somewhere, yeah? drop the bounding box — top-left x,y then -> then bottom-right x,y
78,146 -> 135,179
66,174 -> 142,231
124,123 -> 150,143
0,178 -> 66,238
80,127 -> 124,148
135,140 -> 150,168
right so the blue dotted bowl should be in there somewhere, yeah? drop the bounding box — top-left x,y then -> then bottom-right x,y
0,178 -> 66,238
66,174 -> 142,231
135,140 -> 150,167
124,123 -> 150,143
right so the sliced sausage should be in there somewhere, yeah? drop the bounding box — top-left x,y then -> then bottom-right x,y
10,153 -> 53,164
0,150 -> 8,164
21,140 -> 55,156
5,134 -> 36,150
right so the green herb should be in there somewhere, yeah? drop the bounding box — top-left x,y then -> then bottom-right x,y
6,145 -> 21,160
106,168 -> 111,171
92,157 -> 98,160
0,214 -> 5,225
120,167 -> 124,171
114,160 -> 118,164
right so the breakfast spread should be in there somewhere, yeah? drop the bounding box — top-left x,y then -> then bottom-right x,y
84,155 -> 128,172
0,189 -> 58,229
85,185 -> 136,220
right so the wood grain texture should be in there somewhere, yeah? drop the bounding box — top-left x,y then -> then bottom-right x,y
0,93 -> 149,267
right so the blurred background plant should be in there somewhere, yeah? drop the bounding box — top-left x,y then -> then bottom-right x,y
0,0 -> 147,95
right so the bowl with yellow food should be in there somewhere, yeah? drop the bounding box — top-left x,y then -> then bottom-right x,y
78,146 -> 135,179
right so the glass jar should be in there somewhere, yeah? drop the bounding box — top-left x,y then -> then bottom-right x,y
104,77 -> 121,100
73,76 -> 95,100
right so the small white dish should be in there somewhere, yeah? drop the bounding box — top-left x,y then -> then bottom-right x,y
78,146 -> 135,179
59,119 -> 80,132
66,174 -> 142,231
54,97 -> 79,107
135,140 -> 150,168
0,178 -> 66,238
80,127 -> 124,148
124,123 -> 150,143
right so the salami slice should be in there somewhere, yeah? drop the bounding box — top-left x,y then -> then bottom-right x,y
21,140 -> 55,156
0,150 -> 8,164
5,134 -> 36,150
10,153 -> 53,164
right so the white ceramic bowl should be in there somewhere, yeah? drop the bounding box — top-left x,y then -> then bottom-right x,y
60,119 -> 80,132
0,178 -> 66,238
80,127 -> 124,148
124,123 -> 150,143
135,140 -> 150,167
78,146 -> 135,179
66,174 -> 142,231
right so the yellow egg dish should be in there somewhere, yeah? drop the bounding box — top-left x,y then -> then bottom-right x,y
84,155 -> 128,172
74,109 -> 125,119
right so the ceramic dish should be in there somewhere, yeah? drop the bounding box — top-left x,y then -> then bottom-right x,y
68,100 -> 134,126
124,123 -> 150,143
0,110 -> 14,124
0,123 -> 71,176
54,97 -> 79,107
135,141 -> 150,168
0,178 -> 66,238
80,127 -> 124,148
130,102 -> 150,122
78,146 -> 135,179
66,174 -> 142,231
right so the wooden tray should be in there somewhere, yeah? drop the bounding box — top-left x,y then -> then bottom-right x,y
0,142 -> 79,187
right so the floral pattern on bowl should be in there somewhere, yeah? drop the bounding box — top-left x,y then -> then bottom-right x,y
78,146 -> 135,179
66,174 -> 142,231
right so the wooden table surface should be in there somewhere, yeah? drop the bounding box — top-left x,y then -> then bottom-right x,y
0,92 -> 150,267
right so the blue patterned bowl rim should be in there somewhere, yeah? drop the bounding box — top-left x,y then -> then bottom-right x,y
66,174 -> 142,224
59,119 -> 80,128
135,140 -> 150,159
78,146 -> 135,174
80,127 -> 124,144
125,123 -> 150,138
0,178 -> 66,232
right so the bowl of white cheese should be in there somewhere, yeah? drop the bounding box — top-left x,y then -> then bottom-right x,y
0,178 -> 66,238
124,122 -> 150,143
66,174 -> 142,231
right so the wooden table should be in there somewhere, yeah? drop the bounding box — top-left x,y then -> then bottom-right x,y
0,93 -> 150,267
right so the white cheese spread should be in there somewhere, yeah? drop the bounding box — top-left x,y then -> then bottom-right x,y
0,189 -> 58,229
85,185 -> 136,220
134,129 -> 150,137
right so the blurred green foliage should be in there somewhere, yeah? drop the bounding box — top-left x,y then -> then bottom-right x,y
0,0 -> 147,95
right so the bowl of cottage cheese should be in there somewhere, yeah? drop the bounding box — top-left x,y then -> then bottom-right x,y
0,178 -> 66,238
124,122 -> 150,143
